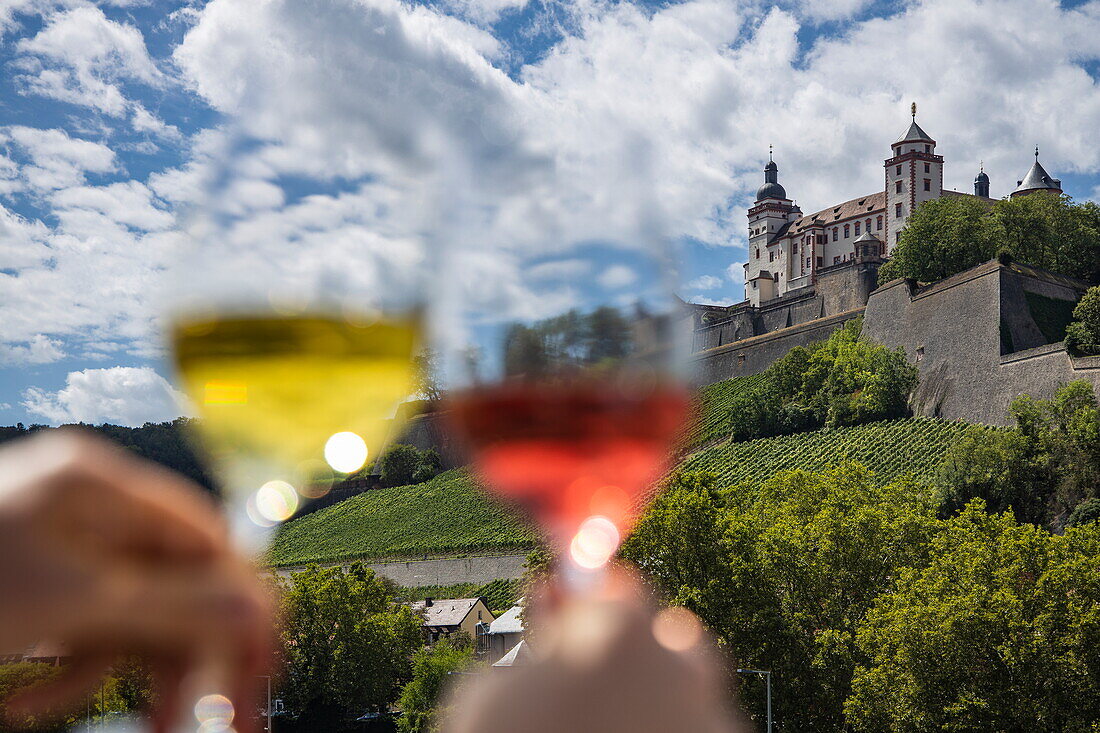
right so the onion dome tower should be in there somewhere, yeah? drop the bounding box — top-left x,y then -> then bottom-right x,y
974,162 -> 990,198
1012,147 -> 1062,198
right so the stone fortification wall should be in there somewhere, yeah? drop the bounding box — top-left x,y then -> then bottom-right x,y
692,308 -> 864,384
864,260 -> 1099,425
692,256 -> 880,353
272,553 -> 528,586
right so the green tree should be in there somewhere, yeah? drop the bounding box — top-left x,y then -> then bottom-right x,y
0,663 -> 65,730
396,639 -> 473,733
878,196 -> 998,284
848,503 -> 1100,732
935,426 -> 1050,525
412,349 -> 442,402
1065,285 -> 1100,356
880,193 -> 1100,286
624,465 -> 941,731
379,444 -> 425,487
723,319 -> 917,441
278,564 -> 422,725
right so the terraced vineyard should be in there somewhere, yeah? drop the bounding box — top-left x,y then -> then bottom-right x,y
269,373 -> 990,567
683,373 -> 767,450
266,468 -> 538,567
681,417 -> 990,487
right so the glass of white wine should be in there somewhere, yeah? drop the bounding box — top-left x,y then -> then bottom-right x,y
161,134 -> 428,731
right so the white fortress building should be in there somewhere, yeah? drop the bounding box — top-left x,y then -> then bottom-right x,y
742,105 -> 1062,306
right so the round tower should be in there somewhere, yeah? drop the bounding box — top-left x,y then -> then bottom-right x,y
974,162 -> 990,198
1011,147 -> 1062,198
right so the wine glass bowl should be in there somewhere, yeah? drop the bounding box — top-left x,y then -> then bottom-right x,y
435,239 -> 692,582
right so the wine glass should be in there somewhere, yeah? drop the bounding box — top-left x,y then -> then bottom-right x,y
430,186 -> 692,590
161,132 -> 428,731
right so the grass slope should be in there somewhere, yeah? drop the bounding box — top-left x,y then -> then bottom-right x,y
266,468 -> 538,567
269,377 -> 989,566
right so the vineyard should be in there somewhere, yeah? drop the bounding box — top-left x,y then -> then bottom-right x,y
269,372 -> 991,567
681,417 -> 991,487
683,373 -> 767,450
266,468 -> 538,567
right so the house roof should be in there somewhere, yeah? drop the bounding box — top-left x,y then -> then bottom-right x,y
410,598 -> 488,628
854,230 -> 881,243
493,640 -> 533,667
489,605 -> 524,635
778,191 -> 886,238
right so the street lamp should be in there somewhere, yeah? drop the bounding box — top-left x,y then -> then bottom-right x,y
256,676 -> 272,732
736,668 -> 772,733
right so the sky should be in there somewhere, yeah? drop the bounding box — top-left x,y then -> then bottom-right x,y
2,0 -> 1100,427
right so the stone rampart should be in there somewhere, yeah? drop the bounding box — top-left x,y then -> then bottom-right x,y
272,553 -> 528,586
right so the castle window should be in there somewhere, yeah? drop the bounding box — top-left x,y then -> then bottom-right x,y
896,165 -> 902,175
832,227 -> 838,242
895,181 -> 902,194
877,215 -> 883,230
895,203 -> 903,218
834,256 -> 841,265
854,222 -> 860,236
866,218 -> 872,232
924,163 -> 930,173
924,178 -> 931,191
844,224 -> 850,238
769,252 -> 774,262
817,257 -> 823,267
924,144 -> 931,153
755,248 -> 760,259
793,242 -> 798,254
895,231 -> 901,243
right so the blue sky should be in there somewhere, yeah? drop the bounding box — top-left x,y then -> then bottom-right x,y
2,0 -> 1100,427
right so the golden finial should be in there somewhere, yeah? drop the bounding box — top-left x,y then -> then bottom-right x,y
911,102 -> 917,119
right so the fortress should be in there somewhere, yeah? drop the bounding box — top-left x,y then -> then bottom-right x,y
690,107 -> 1099,424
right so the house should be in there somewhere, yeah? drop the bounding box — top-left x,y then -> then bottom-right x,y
410,597 -> 494,643
484,604 -> 524,664
492,639 -> 532,668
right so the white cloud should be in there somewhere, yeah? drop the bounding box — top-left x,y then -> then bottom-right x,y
800,0 -> 875,22
726,262 -> 746,286
21,366 -> 190,426
0,125 -> 116,191
597,264 -> 638,289
131,104 -> 183,142
50,180 -> 174,231
15,5 -> 163,115
690,295 -> 737,306
0,334 -> 64,365
441,0 -> 529,26
686,274 -> 722,290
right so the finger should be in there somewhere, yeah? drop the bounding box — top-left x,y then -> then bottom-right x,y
3,652 -> 113,724
149,658 -> 185,733
22,430 -> 228,561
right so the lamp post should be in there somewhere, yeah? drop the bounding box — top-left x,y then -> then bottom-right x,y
736,668 -> 772,733
256,676 -> 272,732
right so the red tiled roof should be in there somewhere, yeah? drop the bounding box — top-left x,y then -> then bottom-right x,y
776,191 -> 886,239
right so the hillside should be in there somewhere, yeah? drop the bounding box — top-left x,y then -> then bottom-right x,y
266,468 -> 538,567
681,416 -> 987,487
267,374 -> 987,566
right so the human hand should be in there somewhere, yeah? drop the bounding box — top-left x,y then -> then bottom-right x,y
441,566 -> 744,733
0,430 -> 272,732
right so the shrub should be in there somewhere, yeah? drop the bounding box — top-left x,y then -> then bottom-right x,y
397,640 -> 473,733
1065,285 -> 1100,356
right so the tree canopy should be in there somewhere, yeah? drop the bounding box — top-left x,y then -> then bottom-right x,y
937,380 -> 1100,530
724,318 -> 918,441
277,564 -> 423,725
878,193 -> 1100,286
1066,285 -> 1100,357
